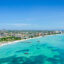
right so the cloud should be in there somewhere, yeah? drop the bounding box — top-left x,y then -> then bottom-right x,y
0,23 -> 64,30
8,24 -> 31,27
0,23 -> 32,27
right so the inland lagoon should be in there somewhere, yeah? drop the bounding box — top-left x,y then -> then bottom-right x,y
0,34 -> 64,64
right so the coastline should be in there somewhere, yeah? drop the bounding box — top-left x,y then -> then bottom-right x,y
0,34 -> 62,47
0,36 -> 42,47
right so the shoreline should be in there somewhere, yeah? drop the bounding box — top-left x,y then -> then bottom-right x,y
0,36 -> 42,47
0,34 -> 62,47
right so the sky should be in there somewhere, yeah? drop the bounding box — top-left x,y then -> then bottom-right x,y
0,0 -> 64,30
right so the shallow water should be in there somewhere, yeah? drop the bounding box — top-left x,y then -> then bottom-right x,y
0,35 -> 64,64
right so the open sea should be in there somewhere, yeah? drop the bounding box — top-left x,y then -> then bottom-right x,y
0,34 -> 64,64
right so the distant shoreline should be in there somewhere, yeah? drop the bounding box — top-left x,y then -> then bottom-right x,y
0,36 -> 42,47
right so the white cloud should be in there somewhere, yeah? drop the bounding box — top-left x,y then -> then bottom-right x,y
0,23 -> 64,30
0,23 -> 32,27
8,24 -> 31,27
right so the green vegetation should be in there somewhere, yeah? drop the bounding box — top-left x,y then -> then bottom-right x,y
0,36 -> 21,43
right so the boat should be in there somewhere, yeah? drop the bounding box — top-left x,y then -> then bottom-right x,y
26,41 -> 32,43
24,52 -> 29,54
37,40 -> 40,42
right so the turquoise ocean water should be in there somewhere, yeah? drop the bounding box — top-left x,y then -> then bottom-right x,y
0,34 -> 64,64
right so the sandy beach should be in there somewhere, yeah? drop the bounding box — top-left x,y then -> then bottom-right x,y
0,34 -> 61,47
0,36 -> 42,47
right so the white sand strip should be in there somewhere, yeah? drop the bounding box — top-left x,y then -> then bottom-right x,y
0,36 -> 42,47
